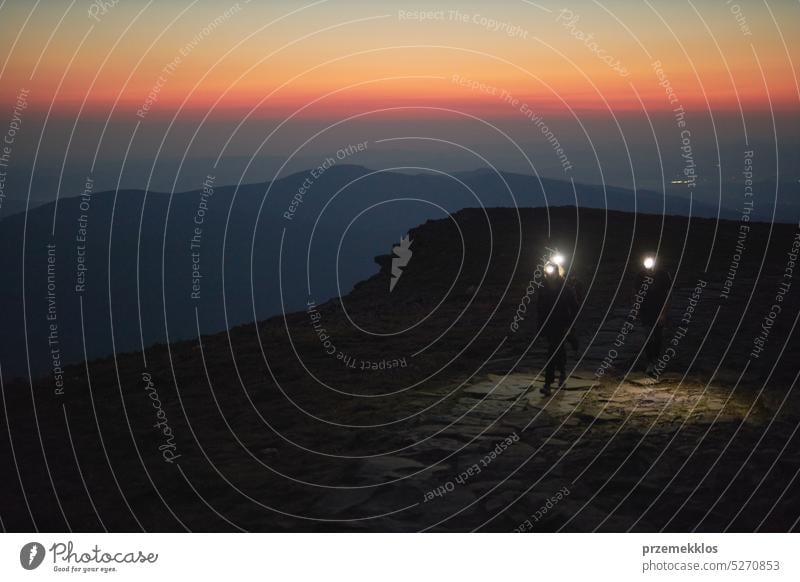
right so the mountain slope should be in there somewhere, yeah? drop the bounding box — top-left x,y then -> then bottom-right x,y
1,165 -> 794,380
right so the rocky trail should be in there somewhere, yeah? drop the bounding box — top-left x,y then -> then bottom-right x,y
3,207 -> 799,532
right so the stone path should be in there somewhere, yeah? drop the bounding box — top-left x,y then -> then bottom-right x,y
259,364 -> 797,532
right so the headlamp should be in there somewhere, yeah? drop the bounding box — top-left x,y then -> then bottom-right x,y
643,256 -> 656,269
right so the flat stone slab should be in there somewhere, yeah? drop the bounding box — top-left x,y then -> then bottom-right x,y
527,377 -> 598,391
462,374 -> 535,399
629,375 -> 661,386
526,389 -> 587,410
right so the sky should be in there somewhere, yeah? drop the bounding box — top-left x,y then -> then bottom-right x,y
0,0 -> 798,195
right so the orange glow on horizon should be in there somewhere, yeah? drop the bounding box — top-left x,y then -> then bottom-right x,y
0,0 -> 797,123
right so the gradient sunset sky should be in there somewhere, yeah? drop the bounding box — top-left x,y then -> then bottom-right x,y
0,0 -> 798,190
2,0 -> 798,117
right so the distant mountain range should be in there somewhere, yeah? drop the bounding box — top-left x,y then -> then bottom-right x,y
2,164 -> 798,380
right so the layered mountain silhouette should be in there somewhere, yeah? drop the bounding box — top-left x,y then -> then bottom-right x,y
1,164 -> 797,380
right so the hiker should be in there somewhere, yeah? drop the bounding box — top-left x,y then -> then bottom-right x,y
566,273 -> 585,352
635,255 -> 672,377
537,262 -> 578,395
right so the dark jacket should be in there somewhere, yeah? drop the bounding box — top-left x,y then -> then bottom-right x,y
568,275 -> 585,305
635,268 -> 672,326
537,277 -> 578,337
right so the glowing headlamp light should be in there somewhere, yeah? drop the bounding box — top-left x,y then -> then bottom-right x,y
544,263 -> 556,275
551,253 -> 565,266
643,256 -> 656,269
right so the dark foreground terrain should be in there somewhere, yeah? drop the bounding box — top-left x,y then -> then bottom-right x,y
2,206 -> 800,531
